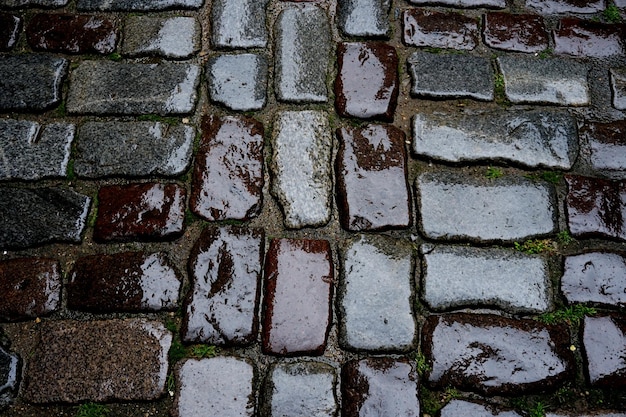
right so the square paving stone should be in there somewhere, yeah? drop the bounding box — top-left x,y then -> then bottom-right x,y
0,13 -> 21,51
403,9 -> 478,50
211,0 -> 269,49
580,121 -> 626,172
206,53 -> 268,111
337,0 -> 390,38
262,238 -> 333,356
582,315 -> 626,388
610,67 -> 626,110
482,12 -> 548,53
553,18 -> 624,58
562,252 -> 626,308
122,16 -> 200,59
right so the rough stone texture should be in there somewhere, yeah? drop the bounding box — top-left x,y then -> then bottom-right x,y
565,175 -> 626,242
526,0 -> 605,14
339,235 -> 416,352
0,120 -> 74,180
211,0 -> 268,49
553,19 -> 624,58
271,111 -> 332,229
0,187 -> 90,250
22,319 -> 171,403
74,121 -> 193,178
423,313 -> 575,395
408,52 -> 493,101
0,55 -> 67,112
610,67 -> 626,110
175,357 -> 254,417
416,173 -> 557,243
94,182 -> 186,242
482,12 -> 548,53
582,315 -> 626,388
122,16 -> 200,59
263,362 -> 337,417
421,244 -> 551,314
182,226 -> 264,346
403,9 -> 478,50
335,42 -> 399,121
412,110 -> 578,169
77,0 -> 202,11
0,13 -> 21,51
581,120 -> 626,172
440,400 -> 523,417
67,61 -> 200,115
548,413 -> 626,417
26,14 -> 117,54
337,0 -> 390,38
262,239 -> 333,356
0,258 -> 61,321
563,252 -> 626,308
409,0 -> 504,6
0,0 -> 66,7
275,4 -> 331,103
206,53 -> 268,111
497,56 -> 589,106
336,124 -> 410,231
0,345 -> 20,408
67,252 -> 181,313
342,358 -> 419,417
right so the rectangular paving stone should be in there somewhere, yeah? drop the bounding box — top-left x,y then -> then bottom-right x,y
0,187 -> 90,250
412,110 -> 578,169
610,67 -> 626,110
0,258 -> 61,321
190,115 -> 264,221
67,61 -> 200,115
0,120 -> 74,180
497,55 -> 590,106
182,226 -> 264,346
421,244 -> 551,314
409,0 -> 504,6
337,0 -> 390,38
74,121 -> 193,178
563,252 -> 626,308
416,172 -> 557,243
122,16 -> 200,59
441,400 -> 522,417
207,53 -> 268,111
211,0 -> 268,49
526,0 -> 604,14
483,12 -> 548,53
339,235 -> 416,352
581,121 -> 626,172
403,9 -> 478,50
0,13 -> 21,51
0,54 -> 67,112
582,315 -> 626,388
0,344 -> 20,407
22,319 -> 171,403
262,238 -> 333,356
0,0 -> 66,7
553,18 -> 624,58
77,0 -> 202,10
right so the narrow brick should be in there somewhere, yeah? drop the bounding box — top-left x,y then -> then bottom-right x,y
77,0 -> 201,11
206,53 -> 268,111
122,16 -> 200,59
337,0 -> 390,38
526,0 -> 604,14
0,13 -> 21,51
563,252 -> 626,308
610,67 -> 626,110
403,9 -> 478,50
483,12 -> 548,53
211,0 -> 269,49
553,19 -> 624,58
582,315 -> 626,388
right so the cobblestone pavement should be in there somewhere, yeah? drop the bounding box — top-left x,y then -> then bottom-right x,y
1,0 -> 626,416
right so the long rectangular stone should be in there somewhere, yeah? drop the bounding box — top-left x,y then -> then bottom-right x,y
0,0 -> 67,7
122,16 -> 200,59
526,0 -> 604,14
553,18 -> 624,58
403,9 -> 478,50
77,0 -> 202,10
409,0 -> 504,6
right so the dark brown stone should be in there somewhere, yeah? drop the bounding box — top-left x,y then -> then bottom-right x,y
582,315 -> 626,388
553,18 -> 625,58
580,120 -> 626,171
67,251 -> 181,313
94,182 -> 186,242
190,115 -> 264,221
0,258 -> 60,321
403,9 -> 478,50
262,238 -> 333,356
0,13 -> 21,51
335,42 -> 398,121
26,14 -> 117,54
336,124 -> 410,231
483,12 -> 548,53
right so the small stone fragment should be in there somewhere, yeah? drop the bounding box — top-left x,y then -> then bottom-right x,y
553,19 -> 624,58
403,9 -> 478,50
206,53 -> 268,111
526,0 -> 604,14
211,0 -> 269,49
409,0 -> 504,6
77,0 -> 202,11
337,0 -> 390,38
582,315 -> 626,388
440,400 -> 523,417
580,120 -> 626,172
482,12 -> 548,53
0,345 -> 20,408
610,67 -> 626,110
122,16 -> 200,59
562,252 -> 626,308
0,13 -> 21,51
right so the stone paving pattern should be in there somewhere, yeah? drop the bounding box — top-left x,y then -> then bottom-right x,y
1,0 -> 626,416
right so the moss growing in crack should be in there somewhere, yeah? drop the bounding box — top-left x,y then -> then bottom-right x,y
415,352 -> 431,376
494,73 -> 511,107
603,4 -> 622,23
75,403 -> 110,417
514,239 -> 554,255
485,166 -> 503,179
538,305 -> 597,326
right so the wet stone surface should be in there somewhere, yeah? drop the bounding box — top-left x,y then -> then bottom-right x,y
0,120 -> 74,181
262,239 -> 333,356
23,319 -> 171,403
211,0 -> 268,49
526,0 -> 605,14
77,0 -> 202,11
182,226 -> 264,346
339,235 -> 415,352
440,400 -> 523,417
403,9 -> 478,50
0,13 -> 21,51
0,0 -> 66,7
562,252 -> 626,308
610,67 -> 626,110
74,121 -> 193,178
482,12 -> 548,53
421,244 -> 551,314
191,115 -> 264,221
565,175 -> 626,241
206,53 -> 268,111
412,110 -> 578,169
67,252 -> 181,313
342,358 -> 419,417
582,315 -> 626,388
94,182 -> 186,242
26,14 -> 117,54
122,16 -> 200,59
416,173 -> 557,243
408,52 -> 493,101
0,258 -> 61,321
0,187 -> 90,250
581,120 -> 626,172
423,313 -> 575,395
337,0 -> 390,38
553,19 -> 625,58
0,345 -> 19,408
336,124 -> 410,231
409,0 -> 504,6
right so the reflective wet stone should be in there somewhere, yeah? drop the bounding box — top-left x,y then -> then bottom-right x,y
0,13 -> 21,51
610,68 -> 626,110
0,120 -> 75,180
0,55 -> 67,112
26,14 -> 117,54
580,120 -> 626,172
403,9 -> 478,50
335,42 -> 398,121
191,115 -> 264,221
336,124 -> 410,231
337,0 -> 390,38
565,175 -> 626,241
342,358 -> 419,417
526,0 -> 604,14
482,12 -> 548,53
562,252 -> 626,308
206,53 -> 268,111
67,252 -> 181,313
23,319 -> 171,403
422,313 -> 575,395
262,239 -> 333,356
211,0 -> 269,49
582,315 -> 626,388
408,52 -> 493,100
409,0 -> 504,6
0,345 -> 19,408
0,187 -> 90,250
441,400 -> 523,417
94,183 -> 186,242
182,227 -> 264,346
122,16 -> 200,59
77,0 -> 201,10
0,258 -> 61,321
553,19 -> 624,58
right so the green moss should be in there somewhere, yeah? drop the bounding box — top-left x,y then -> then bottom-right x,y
485,166 -> 503,179
415,352 -> 431,376
514,239 -> 554,255
494,73 -> 511,107
538,48 -> 553,59
191,345 -> 217,358
107,52 -> 122,61
603,4 -> 622,23
66,159 -> 76,181
169,338 -> 187,363
556,231 -> 574,246
75,403 -> 110,417
538,305 -> 597,326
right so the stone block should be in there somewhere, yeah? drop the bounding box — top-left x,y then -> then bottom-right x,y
77,0 -> 202,11
483,12 -> 548,53
580,120 -> 626,172
582,315 -> 626,388
563,252 -> 626,308
553,18 -> 624,58
211,0 -> 269,49
337,0 -> 390,38
206,53 -> 268,111
441,400 -> 522,417
0,0 -> 66,7
409,0 -> 504,6
0,13 -> 21,51
526,0 -> 604,14
403,9 -> 478,50
122,16 -> 200,58
610,67 -> 626,110
0,345 -> 20,408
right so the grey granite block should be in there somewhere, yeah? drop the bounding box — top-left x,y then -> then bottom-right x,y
207,53 -> 267,111
211,0 -> 269,49
122,16 -> 200,59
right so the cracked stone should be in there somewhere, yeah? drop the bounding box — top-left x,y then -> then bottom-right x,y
207,53 -> 268,111
482,12 -> 548,53
122,16 -> 200,59
563,252 -> 626,308
403,9 -> 478,50
582,315 -> 626,388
